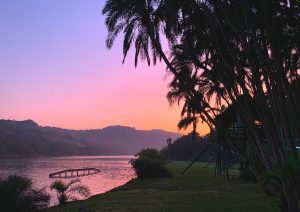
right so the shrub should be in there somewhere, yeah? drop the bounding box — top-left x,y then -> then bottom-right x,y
50,178 -> 90,205
239,162 -> 258,182
262,170 -> 281,197
132,148 -> 172,179
0,175 -> 50,212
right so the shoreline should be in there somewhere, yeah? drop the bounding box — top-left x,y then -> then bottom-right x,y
0,156 -> 136,207
0,155 -> 136,159
47,162 -> 279,212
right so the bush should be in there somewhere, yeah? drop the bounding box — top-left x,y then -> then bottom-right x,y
239,162 -> 258,182
262,170 -> 281,197
51,178 -> 90,205
0,175 -> 50,212
132,148 -> 172,179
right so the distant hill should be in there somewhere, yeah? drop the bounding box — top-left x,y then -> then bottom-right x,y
0,119 -> 180,157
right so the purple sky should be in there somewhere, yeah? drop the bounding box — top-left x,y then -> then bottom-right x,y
0,0 -> 209,134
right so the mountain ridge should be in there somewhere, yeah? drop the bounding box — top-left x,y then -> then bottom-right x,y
0,119 -> 180,157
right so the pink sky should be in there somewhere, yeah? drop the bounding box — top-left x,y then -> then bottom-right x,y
0,0 -> 209,135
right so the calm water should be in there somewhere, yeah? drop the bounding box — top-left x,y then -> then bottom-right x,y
0,156 -> 136,205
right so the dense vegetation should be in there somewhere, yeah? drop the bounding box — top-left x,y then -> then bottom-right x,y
102,0 -> 300,210
0,175 -> 50,212
161,134 -> 216,162
0,119 -> 179,157
132,148 -> 172,178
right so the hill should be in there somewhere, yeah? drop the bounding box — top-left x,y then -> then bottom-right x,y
0,119 -> 180,157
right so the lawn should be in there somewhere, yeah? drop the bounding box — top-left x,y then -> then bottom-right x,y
47,162 -> 279,212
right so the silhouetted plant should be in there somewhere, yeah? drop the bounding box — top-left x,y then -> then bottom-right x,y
0,175 -> 50,212
103,1 -> 300,210
240,162 -> 258,182
132,148 -> 172,179
50,178 -> 90,205
161,134 -> 215,162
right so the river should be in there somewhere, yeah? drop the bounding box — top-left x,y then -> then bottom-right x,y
0,156 -> 136,205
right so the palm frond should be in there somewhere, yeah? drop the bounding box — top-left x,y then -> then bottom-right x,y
50,180 -> 66,194
177,116 -> 197,130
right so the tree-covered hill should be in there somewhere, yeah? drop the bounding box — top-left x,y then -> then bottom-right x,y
0,119 -> 180,157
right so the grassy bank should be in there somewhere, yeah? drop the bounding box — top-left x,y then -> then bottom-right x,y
47,163 -> 279,212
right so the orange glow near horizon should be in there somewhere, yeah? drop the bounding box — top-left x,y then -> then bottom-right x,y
0,0 -> 210,136
2,61 -> 210,135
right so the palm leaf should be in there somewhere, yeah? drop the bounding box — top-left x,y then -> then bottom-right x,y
177,116 -> 197,130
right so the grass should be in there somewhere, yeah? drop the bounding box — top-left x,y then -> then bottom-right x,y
47,163 -> 279,212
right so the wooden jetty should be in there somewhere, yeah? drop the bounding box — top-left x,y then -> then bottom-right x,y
49,168 -> 101,179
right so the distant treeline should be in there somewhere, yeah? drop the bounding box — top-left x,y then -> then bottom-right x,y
161,134 -> 216,162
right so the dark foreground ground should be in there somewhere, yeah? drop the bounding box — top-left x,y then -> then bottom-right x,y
47,163 -> 278,212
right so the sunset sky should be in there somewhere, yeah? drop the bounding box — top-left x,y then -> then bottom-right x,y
0,0 -> 209,135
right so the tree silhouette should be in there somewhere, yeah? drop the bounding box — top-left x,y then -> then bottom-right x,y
50,178 -> 90,205
103,0 -> 173,71
0,175 -> 49,211
103,1 -> 300,210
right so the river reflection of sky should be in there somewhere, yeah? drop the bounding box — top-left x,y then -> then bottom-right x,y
0,156 -> 136,205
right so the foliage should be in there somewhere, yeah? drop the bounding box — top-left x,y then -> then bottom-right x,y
132,148 -> 172,179
261,157 -> 300,210
103,0 -> 300,210
262,157 -> 300,197
50,178 -> 90,205
285,156 -> 300,180
0,175 -> 50,212
161,134 -> 215,162
239,162 -> 258,182
262,170 -> 281,197
102,0 -> 162,67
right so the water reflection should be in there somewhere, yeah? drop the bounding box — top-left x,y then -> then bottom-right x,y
0,156 -> 136,205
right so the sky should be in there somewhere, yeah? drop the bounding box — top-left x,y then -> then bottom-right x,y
0,0 -> 209,134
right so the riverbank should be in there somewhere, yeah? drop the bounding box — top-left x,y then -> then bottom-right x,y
0,156 -> 135,206
47,162 -> 279,211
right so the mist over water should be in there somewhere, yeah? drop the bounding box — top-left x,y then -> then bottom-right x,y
0,156 -> 136,205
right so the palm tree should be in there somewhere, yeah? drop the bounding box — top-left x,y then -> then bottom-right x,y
50,178 -> 90,205
102,1 -> 300,210
0,175 -> 50,211
167,44 -> 219,132
103,0 -> 167,69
